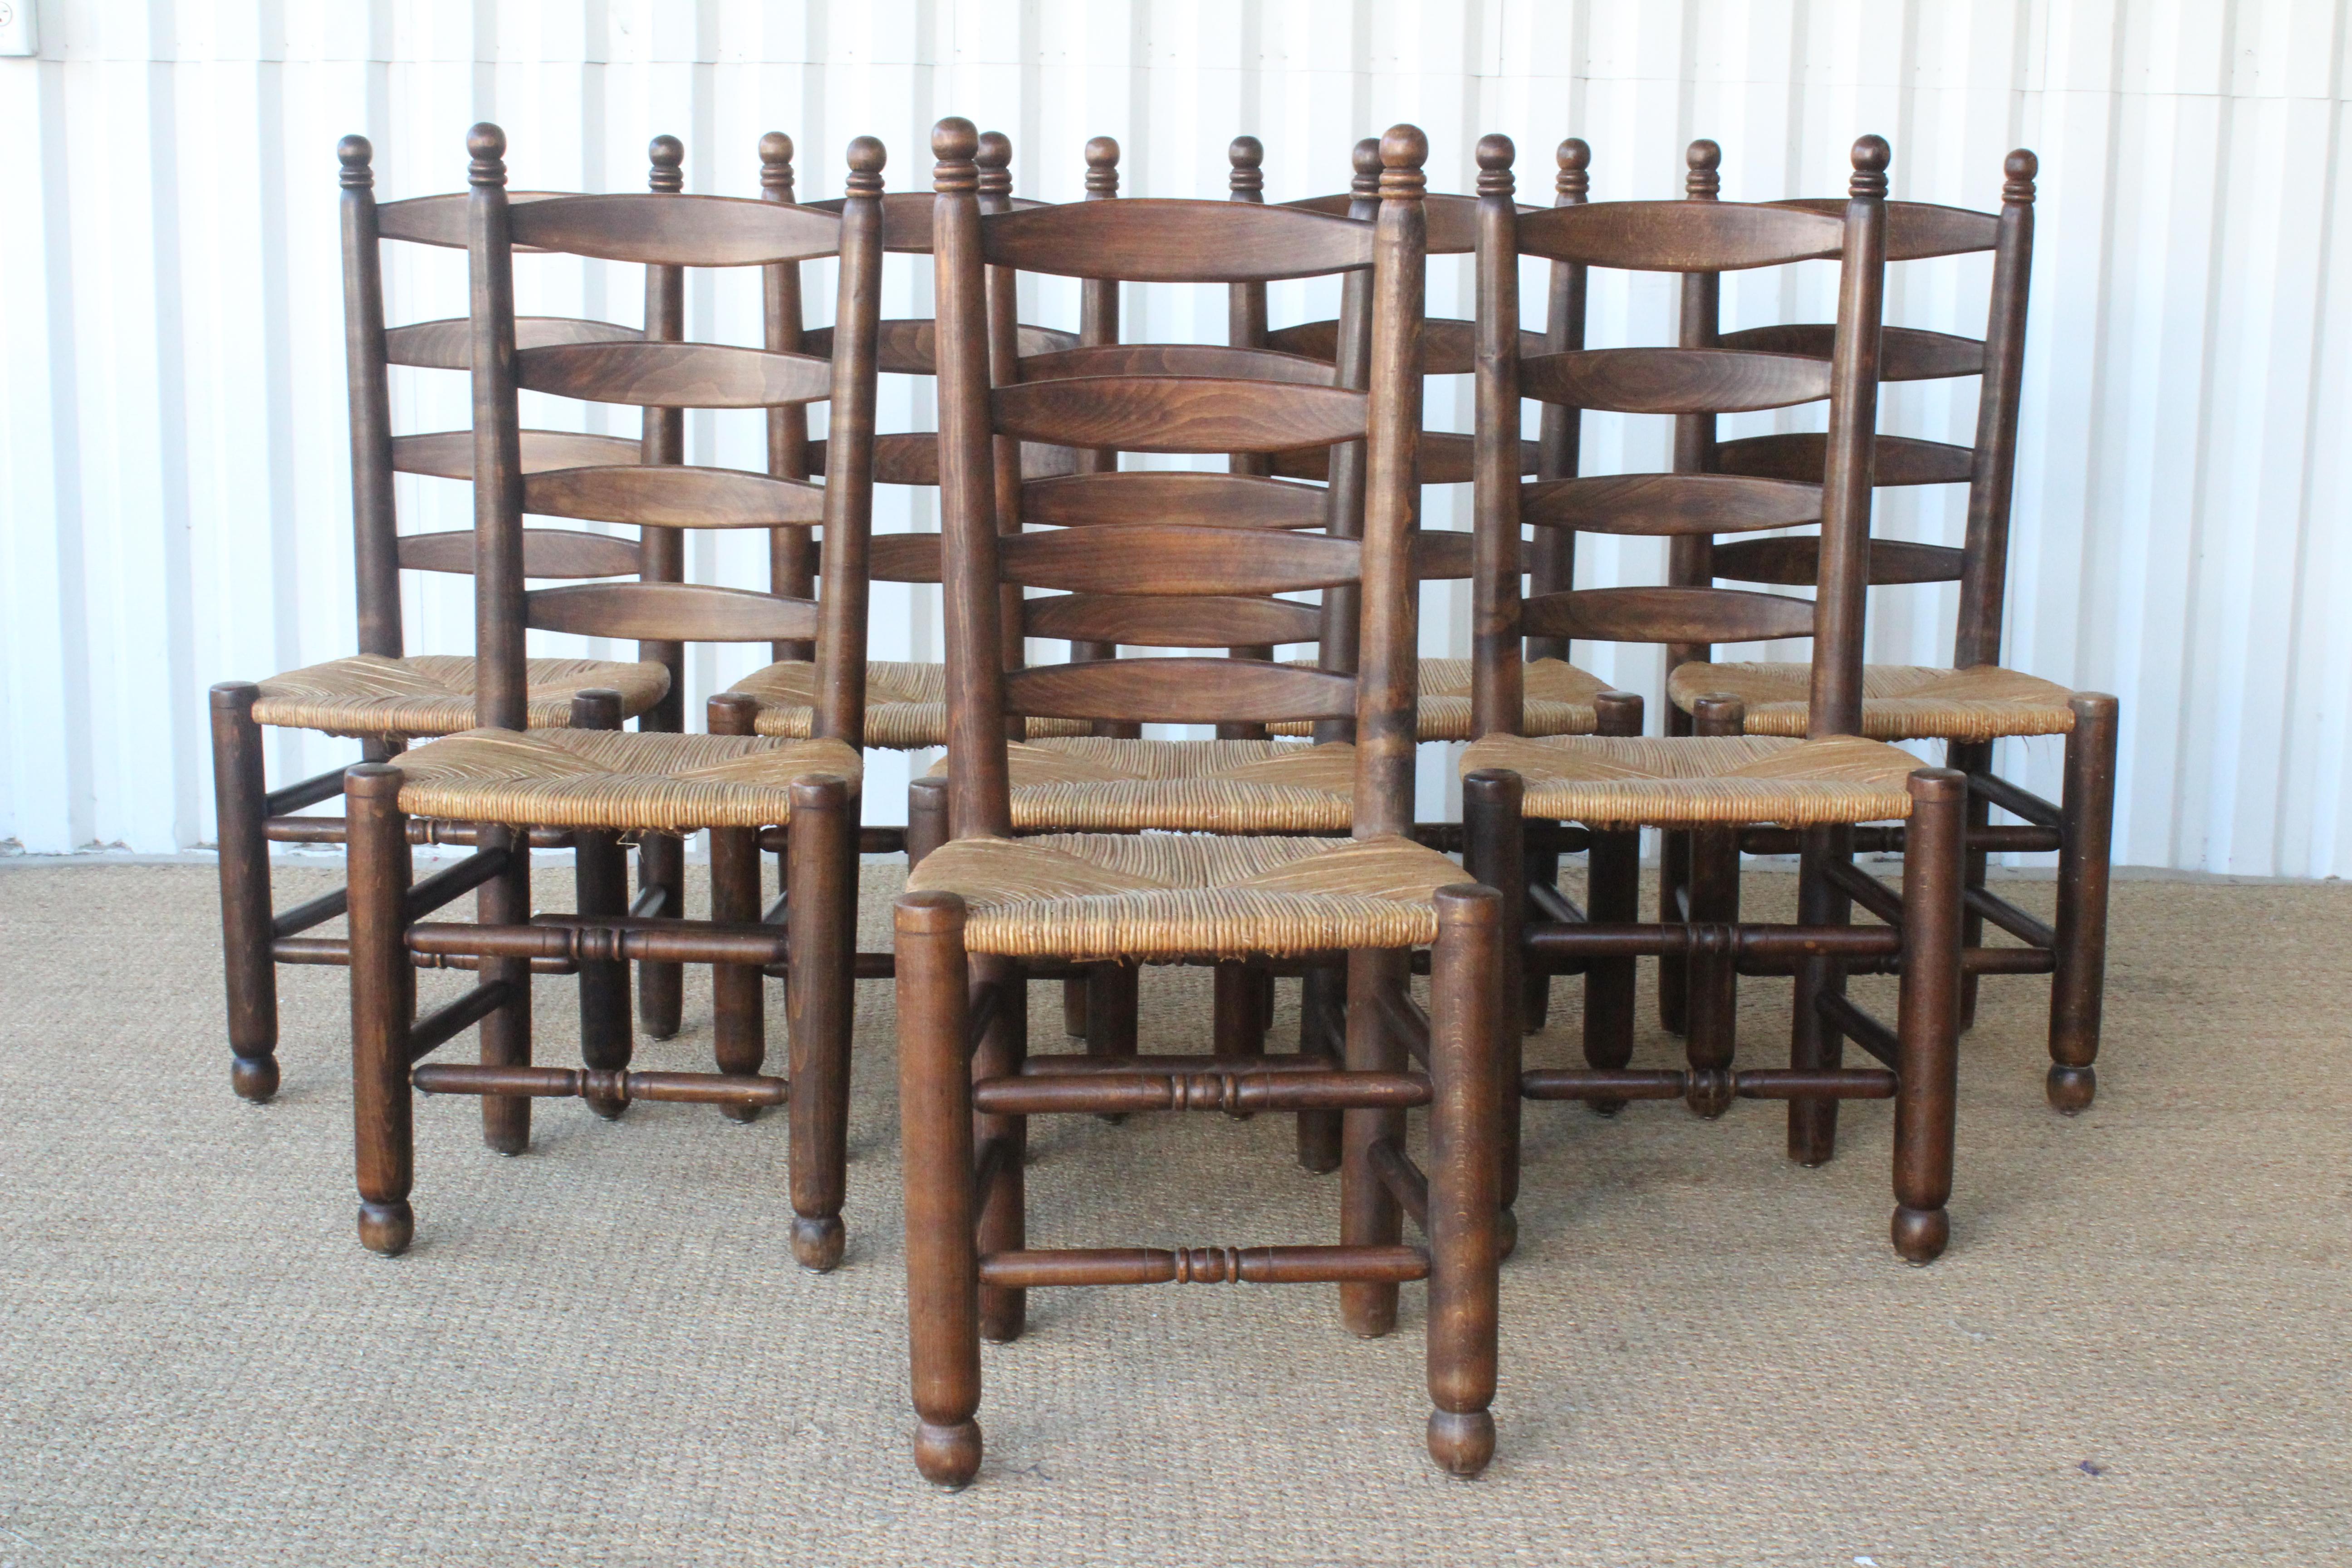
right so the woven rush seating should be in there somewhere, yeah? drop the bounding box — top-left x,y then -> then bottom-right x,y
906,830 -> 1462,958
951,737 -> 1355,833
1271,656 -> 1607,741
251,654 -> 667,740
1669,662 -> 2077,743
1460,732 -> 1922,828
387,728 -> 861,831
730,659 -> 1087,750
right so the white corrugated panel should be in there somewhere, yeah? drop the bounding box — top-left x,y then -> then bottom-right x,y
3,0 -> 2347,872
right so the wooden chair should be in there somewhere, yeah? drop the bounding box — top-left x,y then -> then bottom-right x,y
335,124 -> 883,1271
1658,143 -> 2117,1115
896,118 -> 1502,1487
1455,133 -> 1973,1264
210,135 -> 683,1104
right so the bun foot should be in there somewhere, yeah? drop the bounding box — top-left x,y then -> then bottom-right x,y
914,1420 -> 982,1489
1427,1409 -> 1495,1476
358,1200 -> 414,1256
2047,1063 -> 2095,1116
791,1216 -> 845,1273
1891,1204 -> 1949,1264
231,1055 -> 279,1103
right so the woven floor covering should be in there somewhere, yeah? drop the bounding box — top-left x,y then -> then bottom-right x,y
3,862 -> 2346,1565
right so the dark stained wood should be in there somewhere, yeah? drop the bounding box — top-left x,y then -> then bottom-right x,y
992,375 -> 1367,454
519,463 -> 825,527
1019,341 -> 1337,386
338,137 -> 402,659
516,340 -> 833,408
870,531 -> 943,583
760,130 -> 817,660
398,527 -> 643,579
1891,770 -> 1967,1263
1269,430 -> 1537,485
1711,535 -> 1965,586
1018,469 -> 1329,529
1521,472 -> 1823,535
1516,198 -> 1843,271
981,198 -> 1376,282
1715,430 -> 1975,486
372,186 -> 578,249
391,428 -> 648,480
385,314 -> 642,369
210,685 -> 279,1100
1720,322 -> 1985,382
1521,346 -> 1833,414
344,764 -> 416,1254
1022,593 -> 1322,648
1425,882 -> 1502,1475
806,431 -> 943,485
1772,195 -> 2000,260
1269,316 -> 1546,376
806,187 -> 1054,251
523,579 -> 821,642
508,191 -> 843,265
1520,585 -> 1815,644
1004,657 -> 1357,723
999,522 -> 1361,594
804,317 -> 1078,374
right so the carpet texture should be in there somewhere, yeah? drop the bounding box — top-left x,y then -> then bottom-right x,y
0,860 -> 2346,1566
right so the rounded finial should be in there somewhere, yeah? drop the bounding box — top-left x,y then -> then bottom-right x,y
1228,134 -> 1264,196
2003,147 -> 2038,204
467,123 -> 506,187
1557,137 -> 1590,199
759,132 -> 795,196
846,134 -> 887,194
1084,136 -> 1120,196
338,134 -> 373,188
648,134 -> 684,192
1378,123 -> 1428,200
1849,133 -> 1891,197
932,117 -> 980,193
1686,137 -> 1720,199
1350,137 -> 1382,195
1475,133 -> 1514,197
975,130 -> 1012,197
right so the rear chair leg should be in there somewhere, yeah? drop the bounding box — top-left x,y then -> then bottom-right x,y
1339,947 -> 1410,1338
477,823 -> 533,1155
1787,825 -> 1854,1166
973,956 -> 1028,1344
1426,884 -> 1502,1478
710,823 -> 767,1123
571,691 -> 631,1118
636,833 -> 685,1039
1295,964 -> 1344,1173
785,777 -> 855,1270
346,763 -> 416,1255
1892,770 -> 1966,1264
210,684 -> 279,1102
2049,695 -> 2117,1114
897,892 -> 984,1489
1948,739 -> 1994,1031
1585,691 -> 1643,1112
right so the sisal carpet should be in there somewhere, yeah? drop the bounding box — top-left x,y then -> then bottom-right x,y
0,859 -> 2346,1566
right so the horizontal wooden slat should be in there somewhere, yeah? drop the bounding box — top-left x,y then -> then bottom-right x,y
1410,530 -> 1474,580
521,465 -> 825,528
391,430 -> 647,481
1520,473 -> 1823,535
385,315 -> 642,370
1772,197 -> 1999,260
1020,342 -> 1337,387
1007,658 -> 1356,723
1023,593 -> 1324,648
1000,524 -> 1361,594
1516,201 -> 1844,271
523,582 -> 818,642
1264,316 -> 1547,376
1521,586 -> 1815,644
1279,191 -> 1540,254
993,377 -> 1367,454
869,533 -> 941,583
1268,431 -> 1538,484
399,528 -> 641,579
1715,432 -> 1977,487
982,200 -> 1374,282
1711,536 -> 1966,587
806,432 -> 1072,486
517,342 -> 832,408
1521,348 -> 1832,414
1019,470 -> 1331,529
803,318 -> 1077,375
509,193 -> 840,266
373,189 -> 575,250
1718,323 -> 1985,382
805,191 -> 1053,252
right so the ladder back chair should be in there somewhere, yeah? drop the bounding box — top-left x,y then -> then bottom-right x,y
337,124 -> 883,1270
210,135 -> 680,1103
897,119 -> 1503,1488
1662,145 -> 2117,1114
1455,133 -> 1973,1264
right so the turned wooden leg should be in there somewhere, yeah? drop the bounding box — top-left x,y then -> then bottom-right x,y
571,691 -> 631,1119
896,891 -> 983,1489
346,763 -> 415,1255
1426,883 -> 1501,1478
210,684 -> 280,1103
1519,841 -> 1558,1031
1658,694 -> 1691,1036
1892,769 -> 1966,1264
786,776 -> 854,1271
1087,958 -> 1140,1127
1294,963 -> 1344,1173
2049,694 -> 2117,1115
1787,824 -> 1854,1166
973,955 -> 1027,1345
906,775 -> 950,869
1340,946 -> 1410,1338
1680,696 -> 1744,1120
1584,691 -> 1642,1114
1461,768 -> 1524,1256
708,692 -> 766,1124
476,822 -> 533,1156
1213,959 -> 1268,1121
1948,739 -> 1994,1031
636,831 -> 685,1039
1063,974 -> 1090,1040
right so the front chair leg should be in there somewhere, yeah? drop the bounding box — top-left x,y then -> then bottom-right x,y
1892,769 -> 1966,1264
210,683 -> 280,1102
784,777 -> 855,1271
346,763 -> 416,1255
2049,694 -> 2118,1114
1425,884 -> 1502,1477
1461,768 -> 1524,1250
896,892 -> 984,1489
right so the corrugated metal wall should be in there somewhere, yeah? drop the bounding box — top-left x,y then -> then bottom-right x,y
4,0 -> 2347,872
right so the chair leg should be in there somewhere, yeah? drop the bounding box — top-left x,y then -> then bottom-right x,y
1086,959 -> 1140,1127
710,823 -> 767,1125
636,833 -> 685,1039
1892,770 -> 1966,1264
570,691 -> 631,1119
1294,964 -> 1344,1173
1682,823 -> 1740,1119
477,823 -> 533,1156
1213,959 -> 1268,1121
973,955 -> 1028,1344
1426,884 -> 1501,1477
1583,823 -> 1639,1111
1517,845 -> 1558,1029
896,891 -> 984,1489
1787,824 -> 1854,1166
785,779 -> 855,1270
210,684 -> 280,1102
1948,739 -> 1994,1031
1340,947 -> 1410,1338
1062,974 -> 1090,1039
2049,695 -> 2118,1114
1461,769 -> 1524,1253
346,763 -> 415,1255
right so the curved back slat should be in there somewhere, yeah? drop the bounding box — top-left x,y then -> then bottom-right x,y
870,532 -> 942,583
374,189 -> 576,249
1715,431 -> 1974,487
1000,524 -> 1361,595
1019,343 -> 1338,387
1520,586 -> 1817,645
516,341 -> 833,408
398,528 -> 643,579
387,314 -> 642,370
1520,473 -> 1824,536
1516,200 -> 1843,270
1521,348 -> 1833,414
992,376 -> 1368,454
509,192 -> 842,266
1772,196 -> 1999,260
391,429 -> 646,480
1005,658 -> 1357,724
981,199 -> 1376,282
1712,536 -> 1965,587
1018,470 -> 1330,529
523,581 -> 821,643
804,318 -> 1079,375
1410,529 -> 1475,580
1720,322 -> 1984,382
807,189 -> 1055,251
1269,316 -> 1548,376
1022,593 -> 1324,649
1271,431 -> 1536,485
520,465 -> 826,528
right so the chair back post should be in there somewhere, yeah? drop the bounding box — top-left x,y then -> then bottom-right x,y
1227,135 -> 1272,478
464,124 -> 529,731
976,131 -> 1031,689
1352,125 -> 1430,839
1075,137 -> 1122,475
1953,149 -> 2036,670
636,135 -> 690,733
931,119 -> 1017,837
810,137 -> 888,748
1311,136 -> 1385,746
1808,137 -> 1892,739
340,135 -> 404,660
1526,137 -> 1589,664
1665,138 -> 1724,695
761,131 -> 818,661
1469,134 -> 1522,740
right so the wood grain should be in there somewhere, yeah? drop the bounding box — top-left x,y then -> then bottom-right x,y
520,464 -> 826,527
1022,593 -> 1323,648
386,314 -> 642,370
516,341 -> 833,408
1521,348 -> 1832,414
391,429 -> 644,480
508,192 -> 843,266
1269,431 -> 1537,485
992,376 -> 1367,454
1520,472 -> 1824,535
1019,342 -> 1338,387
1716,431 -> 1975,486
397,527 -> 642,579
1711,535 -> 1965,587
1006,657 -> 1356,723
804,318 -> 1076,375
1772,196 -> 1999,260
1519,585 -> 1816,643
523,581 -> 819,643
869,532 -> 943,583
1517,200 -> 1843,271
980,199 -> 1375,282
1268,316 -> 1546,376
1018,470 -> 1330,529
1719,322 -> 1986,382
1000,523 -> 1361,594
